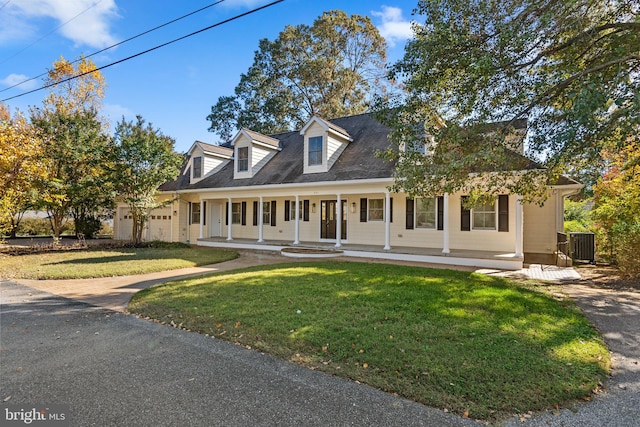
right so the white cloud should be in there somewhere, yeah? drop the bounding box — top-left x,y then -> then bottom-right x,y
372,6 -> 413,47
0,0 -> 119,49
0,74 -> 39,91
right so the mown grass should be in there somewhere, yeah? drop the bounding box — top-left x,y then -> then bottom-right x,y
128,262 -> 610,421
0,247 -> 238,279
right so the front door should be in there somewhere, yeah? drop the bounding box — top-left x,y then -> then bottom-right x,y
210,202 -> 222,237
320,200 -> 347,240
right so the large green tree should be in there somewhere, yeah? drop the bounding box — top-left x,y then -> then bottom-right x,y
110,116 -> 182,245
30,56 -> 112,240
30,109 -> 112,239
379,0 -> 639,203
207,10 -> 387,140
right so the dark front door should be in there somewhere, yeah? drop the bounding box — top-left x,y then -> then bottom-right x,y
320,200 -> 347,240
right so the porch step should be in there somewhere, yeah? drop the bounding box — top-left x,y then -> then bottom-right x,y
281,247 -> 344,259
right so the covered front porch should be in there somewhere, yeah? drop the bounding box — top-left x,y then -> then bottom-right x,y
196,237 -> 524,270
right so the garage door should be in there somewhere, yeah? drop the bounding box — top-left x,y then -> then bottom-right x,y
148,208 -> 172,241
118,207 -> 133,240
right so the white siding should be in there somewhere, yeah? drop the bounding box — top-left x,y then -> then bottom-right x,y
523,191 -> 558,256
326,135 -> 347,170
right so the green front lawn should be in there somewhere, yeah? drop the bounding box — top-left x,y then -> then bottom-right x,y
129,262 -> 610,421
0,246 -> 238,279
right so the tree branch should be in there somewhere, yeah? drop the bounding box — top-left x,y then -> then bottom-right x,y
513,54 -> 640,120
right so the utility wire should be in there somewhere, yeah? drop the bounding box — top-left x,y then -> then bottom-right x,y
0,0 -> 104,66
1,0 -> 285,103
0,0 -> 226,94
0,1 -> 11,11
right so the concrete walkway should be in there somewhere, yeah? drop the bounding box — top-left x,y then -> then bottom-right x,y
14,250 -> 290,311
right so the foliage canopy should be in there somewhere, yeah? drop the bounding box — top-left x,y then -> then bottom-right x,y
110,116 -> 183,245
379,0 -> 639,203
30,56 -> 111,239
0,106 -> 47,238
207,10 -> 387,141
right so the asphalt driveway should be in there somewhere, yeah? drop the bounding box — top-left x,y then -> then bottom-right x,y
2,252 -> 638,426
0,280 -> 475,427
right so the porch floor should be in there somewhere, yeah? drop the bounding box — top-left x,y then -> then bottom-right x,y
196,237 -> 524,270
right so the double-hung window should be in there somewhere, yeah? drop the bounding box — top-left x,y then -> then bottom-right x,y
472,201 -> 497,230
416,198 -> 436,228
289,200 -> 303,220
262,201 -> 271,225
231,202 -> 242,224
237,147 -> 248,172
368,199 -> 384,221
193,157 -> 202,179
191,203 -> 201,224
407,141 -> 426,155
308,136 -> 323,166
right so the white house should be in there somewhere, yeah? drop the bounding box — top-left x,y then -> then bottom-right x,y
113,113 -> 581,270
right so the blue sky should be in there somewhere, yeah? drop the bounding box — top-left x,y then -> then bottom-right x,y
0,0 -> 418,153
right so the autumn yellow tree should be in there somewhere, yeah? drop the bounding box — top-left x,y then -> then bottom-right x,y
0,104 -> 48,239
30,56 -> 113,241
593,139 -> 640,277
41,55 -> 106,117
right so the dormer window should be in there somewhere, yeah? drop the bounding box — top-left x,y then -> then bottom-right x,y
300,116 -> 351,174
408,141 -> 426,155
237,147 -> 248,172
308,136 -> 323,166
193,156 -> 202,179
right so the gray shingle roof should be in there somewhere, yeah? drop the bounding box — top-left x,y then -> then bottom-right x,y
161,113 -> 394,191
196,141 -> 233,157
239,128 -> 281,148
160,113 -> 565,192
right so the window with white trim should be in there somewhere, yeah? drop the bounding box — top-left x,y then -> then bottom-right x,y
308,136 -> 323,166
262,201 -> 271,225
231,202 -> 241,224
416,198 -> 436,228
472,200 -> 497,230
191,203 -> 201,224
289,200 -> 303,220
407,141 -> 426,155
237,147 -> 248,172
368,198 -> 384,221
193,156 -> 202,179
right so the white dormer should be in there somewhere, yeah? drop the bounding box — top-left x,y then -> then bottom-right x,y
299,116 -> 352,174
402,134 -> 436,157
186,141 -> 233,184
231,128 -> 280,179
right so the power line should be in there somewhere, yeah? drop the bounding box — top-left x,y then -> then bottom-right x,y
0,1 -> 11,11
0,0 -> 226,94
0,0 -> 104,66
1,0 -> 285,103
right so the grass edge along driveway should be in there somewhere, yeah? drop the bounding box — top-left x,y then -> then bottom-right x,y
0,246 -> 239,279
128,261 -> 610,422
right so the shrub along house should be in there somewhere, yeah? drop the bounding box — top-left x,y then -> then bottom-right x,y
113,113 -> 581,270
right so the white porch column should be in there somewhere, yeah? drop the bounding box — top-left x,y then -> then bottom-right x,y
335,194 -> 342,248
515,194 -> 524,257
258,196 -> 264,243
199,200 -> 205,239
226,198 -> 232,241
384,192 -> 391,250
442,193 -> 450,254
294,195 -> 300,245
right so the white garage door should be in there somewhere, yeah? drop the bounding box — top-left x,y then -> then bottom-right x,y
118,207 -> 133,240
148,208 -> 172,241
